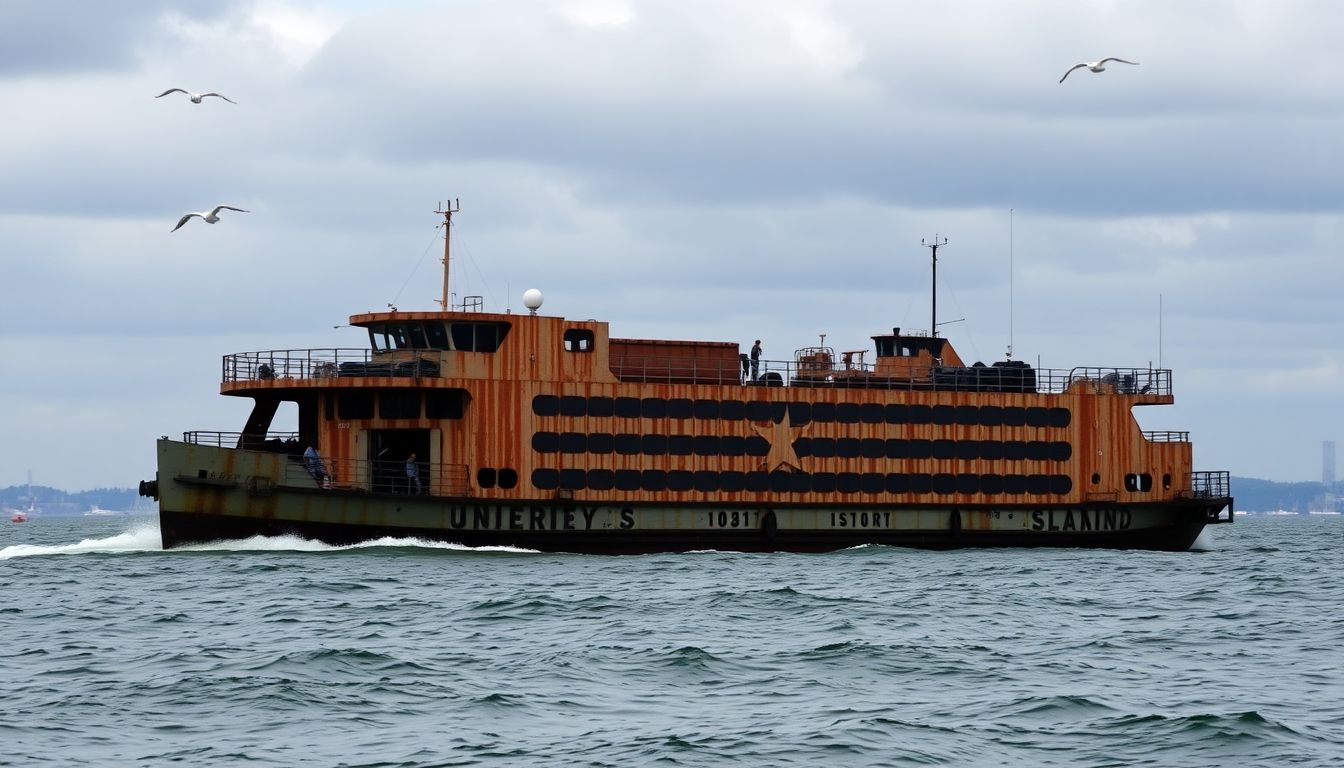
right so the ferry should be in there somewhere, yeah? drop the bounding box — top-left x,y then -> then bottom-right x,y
139,206 -> 1233,552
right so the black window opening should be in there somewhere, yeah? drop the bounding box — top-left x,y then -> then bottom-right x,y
378,391 -> 421,420
530,467 -> 1073,495
369,320 -> 505,351
564,328 -> 595,353
426,389 -> 466,419
337,392 -> 374,420
527,394 -> 1074,431
1124,472 -> 1153,492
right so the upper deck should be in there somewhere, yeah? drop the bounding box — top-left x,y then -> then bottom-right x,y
220,307 -> 1174,402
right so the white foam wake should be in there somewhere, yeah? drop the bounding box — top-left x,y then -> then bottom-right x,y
0,520 -> 537,559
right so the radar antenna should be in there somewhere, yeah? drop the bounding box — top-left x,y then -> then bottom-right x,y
435,199 -> 460,310
921,235 -> 948,338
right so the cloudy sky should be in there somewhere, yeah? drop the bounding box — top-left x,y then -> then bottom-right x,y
2,0 -> 1340,492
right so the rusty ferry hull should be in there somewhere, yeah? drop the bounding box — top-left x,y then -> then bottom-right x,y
151,437 -> 1225,554
140,210 -> 1233,553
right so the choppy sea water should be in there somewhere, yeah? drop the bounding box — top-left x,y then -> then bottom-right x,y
1,515 -> 1341,767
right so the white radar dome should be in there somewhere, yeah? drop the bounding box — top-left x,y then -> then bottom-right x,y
522,288 -> 544,314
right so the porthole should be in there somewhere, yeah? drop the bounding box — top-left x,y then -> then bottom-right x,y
668,471 -> 693,492
835,403 -> 860,424
861,438 -> 885,459
614,470 -> 641,491
693,471 -> 719,492
559,469 -> 586,490
641,434 -> 667,455
768,471 -> 792,493
745,471 -> 769,492
811,402 -> 835,422
1025,407 -> 1051,428
745,436 -> 770,456
836,438 -> 861,459
932,405 -> 956,425
720,400 -> 745,420
906,404 -> 931,423
932,473 -> 957,494
956,473 -> 980,494
587,470 -> 614,491
1001,407 -> 1026,427
559,396 -> 587,417
693,399 -> 719,420
885,404 -> 908,424
885,473 -> 909,494
980,474 -> 1004,495
720,435 -> 745,454
666,398 -> 693,419
614,433 -> 641,455
532,395 -> 560,416
532,468 -> 559,490
531,432 -> 559,453
978,405 -> 1003,426
837,472 -> 861,493
693,435 -> 720,456
1091,472 -> 1101,485
932,439 -> 956,460
787,402 -> 812,424
641,398 -> 666,419
956,405 -> 979,426
907,473 -> 933,494
667,435 -> 694,455
1026,474 -> 1050,495
613,397 -> 641,418
476,467 -> 497,488
907,439 -> 932,459
558,432 -> 586,454
719,471 -> 745,492
812,472 -> 836,493
498,468 -> 518,489
861,472 -> 885,494
1003,475 -> 1027,494
1048,407 -> 1071,428
810,437 -> 836,458
861,403 -> 886,424
641,470 -> 667,492
587,396 -> 614,417
587,433 -> 614,454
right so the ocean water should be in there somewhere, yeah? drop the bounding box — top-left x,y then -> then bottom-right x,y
1,515 -> 1341,767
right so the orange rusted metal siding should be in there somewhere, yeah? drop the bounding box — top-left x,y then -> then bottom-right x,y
216,309 -> 1199,509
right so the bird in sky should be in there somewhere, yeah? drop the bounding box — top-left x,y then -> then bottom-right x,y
155,88 -> 237,104
171,205 -> 249,232
1059,58 -> 1139,83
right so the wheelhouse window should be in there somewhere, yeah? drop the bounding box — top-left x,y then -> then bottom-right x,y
367,320 -> 510,352
564,328 -> 595,352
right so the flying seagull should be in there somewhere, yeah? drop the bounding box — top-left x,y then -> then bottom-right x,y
1059,58 -> 1139,83
172,205 -> 249,232
156,88 -> 237,104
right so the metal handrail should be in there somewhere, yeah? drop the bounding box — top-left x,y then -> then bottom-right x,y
222,349 -> 440,383
1142,430 -> 1190,443
223,347 -> 1173,397
180,432 -> 471,495
1188,470 -> 1231,498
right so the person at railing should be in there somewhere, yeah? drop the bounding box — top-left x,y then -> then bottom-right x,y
750,340 -> 762,382
406,452 -> 424,495
304,443 -> 330,488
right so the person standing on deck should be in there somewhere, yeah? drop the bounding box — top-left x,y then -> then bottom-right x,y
304,443 -> 329,488
406,452 -> 424,494
750,340 -> 762,382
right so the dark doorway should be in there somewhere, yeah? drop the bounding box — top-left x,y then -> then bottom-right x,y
370,429 -> 432,495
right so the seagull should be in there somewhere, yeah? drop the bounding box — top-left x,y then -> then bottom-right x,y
172,205 -> 249,232
155,88 -> 237,104
1059,58 -> 1139,83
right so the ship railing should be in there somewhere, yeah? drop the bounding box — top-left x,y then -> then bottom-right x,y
1064,367 -> 1171,396
222,349 -> 441,383
1187,470 -> 1231,499
184,431 -> 303,451
280,456 -> 472,497
611,356 -> 1172,395
1185,470 -> 1234,522
1142,430 -> 1190,443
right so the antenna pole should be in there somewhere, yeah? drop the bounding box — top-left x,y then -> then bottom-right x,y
435,198 -> 460,310
921,235 -> 948,337
1008,209 -> 1014,359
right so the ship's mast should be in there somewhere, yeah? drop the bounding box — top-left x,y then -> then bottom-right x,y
435,199 -> 460,311
921,235 -> 947,337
